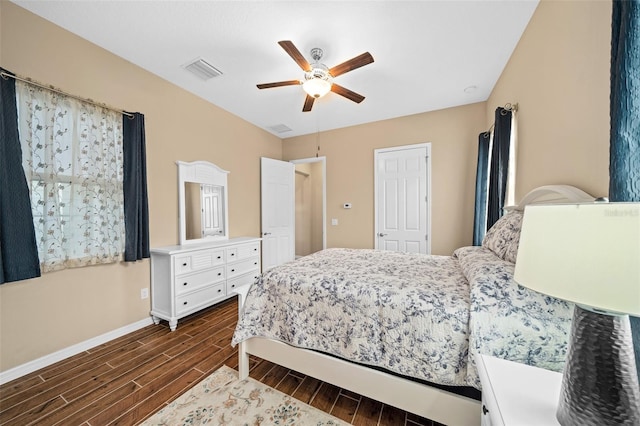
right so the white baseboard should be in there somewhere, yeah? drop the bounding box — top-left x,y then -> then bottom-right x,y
0,316 -> 155,385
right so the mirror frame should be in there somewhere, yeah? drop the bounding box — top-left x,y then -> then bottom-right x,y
177,160 -> 230,245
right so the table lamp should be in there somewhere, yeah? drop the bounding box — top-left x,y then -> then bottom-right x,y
514,202 -> 640,426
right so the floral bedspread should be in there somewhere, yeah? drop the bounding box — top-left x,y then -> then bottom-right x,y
232,247 -> 573,390
454,246 -> 573,388
232,248 -> 472,387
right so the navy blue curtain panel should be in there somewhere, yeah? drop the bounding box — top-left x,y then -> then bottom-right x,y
122,112 -> 150,261
0,69 -> 41,284
486,107 -> 512,230
473,132 -> 491,245
610,0 -> 640,382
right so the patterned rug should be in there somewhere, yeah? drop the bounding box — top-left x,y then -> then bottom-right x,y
141,365 -> 348,425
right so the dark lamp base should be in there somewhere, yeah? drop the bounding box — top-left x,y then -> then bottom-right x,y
557,305 -> 640,426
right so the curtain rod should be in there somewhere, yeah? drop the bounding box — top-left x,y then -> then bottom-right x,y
483,102 -> 518,137
0,71 -> 134,118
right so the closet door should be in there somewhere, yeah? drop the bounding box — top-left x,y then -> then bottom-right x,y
375,144 -> 431,254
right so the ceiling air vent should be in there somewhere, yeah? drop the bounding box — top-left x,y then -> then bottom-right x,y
267,124 -> 292,134
183,58 -> 223,80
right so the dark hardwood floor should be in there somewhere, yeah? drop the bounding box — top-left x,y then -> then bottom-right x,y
0,297 -> 443,426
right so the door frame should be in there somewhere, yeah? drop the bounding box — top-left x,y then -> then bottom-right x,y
290,156 -> 327,251
373,143 -> 432,254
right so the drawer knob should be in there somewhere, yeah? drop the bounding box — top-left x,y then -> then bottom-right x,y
183,282 -> 188,286
231,253 -> 235,256
254,248 -> 257,251
218,272 -> 222,276
217,256 -> 221,259
231,269 -> 235,272
218,288 -> 222,293
231,284 -> 235,288
182,262 -> 187,266
183,301 -> 188,305
254,262 -> 258,265
482,405 -> 489,415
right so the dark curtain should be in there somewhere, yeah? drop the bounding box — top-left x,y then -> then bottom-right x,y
122,112 -> 150,261
610,0 -> 640,381
473,132 -> 491,245
0,68 -> 41,283
486,107 -> 513,230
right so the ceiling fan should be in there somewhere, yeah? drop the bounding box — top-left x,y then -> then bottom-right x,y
257,40 -> 374,112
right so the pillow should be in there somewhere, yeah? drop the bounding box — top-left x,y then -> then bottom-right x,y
482,210 -> 523,263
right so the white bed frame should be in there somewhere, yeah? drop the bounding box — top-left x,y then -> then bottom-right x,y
236,185 -> 595,426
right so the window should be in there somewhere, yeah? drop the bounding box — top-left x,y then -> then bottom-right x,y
16,82 -> 125,273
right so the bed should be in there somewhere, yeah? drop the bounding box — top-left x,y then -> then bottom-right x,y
232,185 -> 595,426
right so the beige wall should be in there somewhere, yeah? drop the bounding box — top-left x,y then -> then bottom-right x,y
0,0 -> 613,373
487,0 -> 611,200
283,103 -> 486,255
0,2 -> 281,372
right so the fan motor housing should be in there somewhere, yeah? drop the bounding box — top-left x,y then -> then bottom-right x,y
305,64 -> 332,82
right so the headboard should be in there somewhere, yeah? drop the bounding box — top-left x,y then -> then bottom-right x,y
506,185 -> 596,212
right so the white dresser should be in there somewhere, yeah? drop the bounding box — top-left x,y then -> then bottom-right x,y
150,237 -> 261,331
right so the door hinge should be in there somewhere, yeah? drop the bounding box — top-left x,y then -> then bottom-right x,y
425,234 -> 429,241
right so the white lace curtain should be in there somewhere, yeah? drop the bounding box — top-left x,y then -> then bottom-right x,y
16,82 -> 125,273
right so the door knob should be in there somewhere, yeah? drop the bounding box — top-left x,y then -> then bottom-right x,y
263,232 -> 271,236
378,233 -> 387,237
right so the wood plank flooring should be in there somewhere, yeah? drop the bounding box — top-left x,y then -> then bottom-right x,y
0,297 -> 444,426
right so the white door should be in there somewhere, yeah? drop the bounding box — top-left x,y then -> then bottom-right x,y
261,157 -> 295,271
375,144 -> 431,254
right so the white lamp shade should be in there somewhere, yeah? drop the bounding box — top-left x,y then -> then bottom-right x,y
303,78 -> 331,98
514,202 -> 640,316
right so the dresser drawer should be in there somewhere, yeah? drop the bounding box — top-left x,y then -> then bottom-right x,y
226,258 -> 260,279
174,249 -> 225,275
175,267 -> 225,295
176,283 -> 225,315
227,272 -> 260,293
236,242 -> 261,260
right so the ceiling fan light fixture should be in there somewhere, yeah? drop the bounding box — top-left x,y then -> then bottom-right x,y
303,77 -> 332,98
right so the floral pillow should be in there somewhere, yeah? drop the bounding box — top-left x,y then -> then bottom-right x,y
482,210 -> 523,263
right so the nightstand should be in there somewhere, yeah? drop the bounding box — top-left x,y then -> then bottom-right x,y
477,354 -> 563,426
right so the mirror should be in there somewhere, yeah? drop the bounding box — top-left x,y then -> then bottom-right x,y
177,161 -> 229,245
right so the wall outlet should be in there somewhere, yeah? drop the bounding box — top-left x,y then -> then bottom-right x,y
140,288 -> 149,299
331,218 -> 338,226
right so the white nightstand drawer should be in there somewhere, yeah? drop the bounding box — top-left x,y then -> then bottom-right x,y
176,283 -> 225,315
477,355 -> 562,426
175,267 -> 225,295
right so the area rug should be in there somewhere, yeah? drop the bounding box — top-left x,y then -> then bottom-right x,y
140,365 -> 349,425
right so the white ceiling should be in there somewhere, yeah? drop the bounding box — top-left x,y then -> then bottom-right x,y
12,0 -> 538,138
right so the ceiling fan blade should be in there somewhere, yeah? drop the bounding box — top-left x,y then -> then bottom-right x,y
302,95 -> 315,112
331,84 -> 365,103
278,40 -> 312,72
329,52 -> 374,77
256,80 -> 301,89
